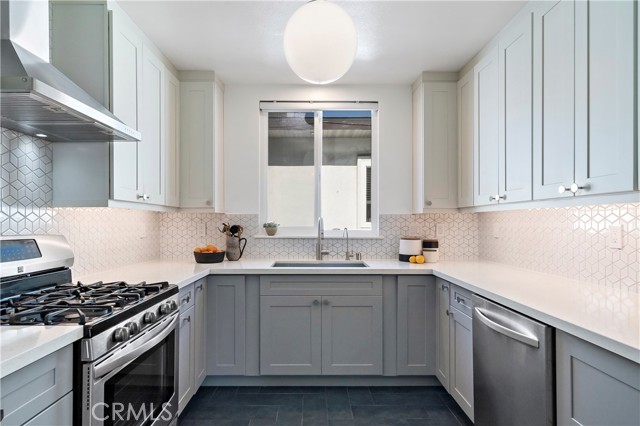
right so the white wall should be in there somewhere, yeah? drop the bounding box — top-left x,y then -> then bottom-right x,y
223,84 -> 413,214
9,0 -> 50,61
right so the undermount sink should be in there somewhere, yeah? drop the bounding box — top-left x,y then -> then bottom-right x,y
271,261 -> 369,268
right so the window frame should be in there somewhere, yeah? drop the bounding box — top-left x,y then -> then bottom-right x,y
259,102 -> 379,238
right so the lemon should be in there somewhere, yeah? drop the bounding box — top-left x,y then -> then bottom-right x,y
409,256 -> 416,263
416,255 -> 425,264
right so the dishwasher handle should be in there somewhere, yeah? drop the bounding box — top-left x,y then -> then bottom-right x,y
474,307 -> 539,348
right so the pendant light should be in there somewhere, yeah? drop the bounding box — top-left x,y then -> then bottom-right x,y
283,0 -> 358,85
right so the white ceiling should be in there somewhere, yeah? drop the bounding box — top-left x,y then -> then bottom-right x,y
118,0 -> 526,85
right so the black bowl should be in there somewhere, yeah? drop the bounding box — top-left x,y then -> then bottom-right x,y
194,251 -> 225,263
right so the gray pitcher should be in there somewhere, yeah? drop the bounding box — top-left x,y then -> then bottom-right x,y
225,235 -> 247,261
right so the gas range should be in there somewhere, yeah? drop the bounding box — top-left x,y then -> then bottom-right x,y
1,235 -> 179,425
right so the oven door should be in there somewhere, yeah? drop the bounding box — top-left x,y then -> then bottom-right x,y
83,312 -> 179,426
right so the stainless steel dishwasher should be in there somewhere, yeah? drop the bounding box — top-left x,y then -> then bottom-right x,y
472,295 -> 555,426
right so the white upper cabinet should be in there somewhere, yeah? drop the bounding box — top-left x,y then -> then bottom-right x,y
110,8 -> 143,203
498,13 -> 533,204
165,72 -> 181,208
179,76 -> 224,211
457,70 -> 474,208
534,0 -> 636,199
50,1 -> 180,208
574,0 -> 635,195
473,49 -> 500,206
412,74 -> 458,211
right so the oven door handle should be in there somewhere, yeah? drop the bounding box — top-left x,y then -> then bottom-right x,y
94,313 -> 178,379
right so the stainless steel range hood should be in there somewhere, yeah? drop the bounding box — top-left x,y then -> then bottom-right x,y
0,2 -> 140,142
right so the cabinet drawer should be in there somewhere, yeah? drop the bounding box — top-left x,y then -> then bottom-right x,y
260,276 -> 383,296
450,285 -> 472,317
0,345 -> 73,426
23,392 -> 73,426
179,283 -> 195,311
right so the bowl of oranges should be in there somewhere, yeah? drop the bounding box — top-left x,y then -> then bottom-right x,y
193,244 -> 225,263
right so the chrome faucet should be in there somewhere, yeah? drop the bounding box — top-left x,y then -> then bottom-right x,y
343,228 -> 354,260
316,217 -> 330,260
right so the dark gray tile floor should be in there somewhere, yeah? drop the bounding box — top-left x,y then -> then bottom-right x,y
178,386 -> 473,426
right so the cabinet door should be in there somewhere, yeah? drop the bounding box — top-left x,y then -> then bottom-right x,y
474,49 -> 500,206
424,82 -> 458,209
574,0 -> 635,195
321,296 -> 383,375
260,296 -> 322,375
111,10 -> 142,202
457,70 -> 475,208
435,278 -> 450,391
498,13 -> 533,203
397,276 -> 436,376
140,45 -> 165,205
180,81 -> 215,208
449,308 -> 473,422
556,331 -> 640,426
533,0 -> 575,200
164,72 -> 180,207
193,279 -> 207,389
412,83 -> 425,213
178,305 -> 194,414
208,276 -> 245,375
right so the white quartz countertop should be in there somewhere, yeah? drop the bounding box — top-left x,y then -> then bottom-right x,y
0,325 -> 83,378
2,259 -> 638,378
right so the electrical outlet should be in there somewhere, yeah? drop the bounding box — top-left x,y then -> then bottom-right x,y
492,223 -> 500,239
608,225 -> 623,249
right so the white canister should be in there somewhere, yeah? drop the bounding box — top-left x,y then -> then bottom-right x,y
422,239 -> 439,263
399,237 -> 423,262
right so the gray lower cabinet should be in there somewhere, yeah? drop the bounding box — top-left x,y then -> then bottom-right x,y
260,295 -> 383,375
0,345 -> 73,426
178,303 -> 195,413
193,279 -> 207,387
556,330 -> 640,426
397,276 -> 436,375
208,276 -> 246,375
434,279 -> 474,422
260,295 -> 322,375
435,278 -> 451,389
322,296 -> 383,375
259,275 -> 383,376
177,278 -> 208,415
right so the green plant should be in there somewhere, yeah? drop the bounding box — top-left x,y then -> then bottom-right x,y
263,222 -> 279,228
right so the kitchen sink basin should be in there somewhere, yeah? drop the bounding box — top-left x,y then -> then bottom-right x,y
271,261 -> 369,268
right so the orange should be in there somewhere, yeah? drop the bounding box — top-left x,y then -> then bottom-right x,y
194,247 -> 202,253
409,256 -> 416,263
416,255 -> 425,264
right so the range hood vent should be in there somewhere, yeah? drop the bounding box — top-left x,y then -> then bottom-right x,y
0,2 -> 140,142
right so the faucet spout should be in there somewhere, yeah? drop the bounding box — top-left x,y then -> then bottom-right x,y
343,228 -> 354,260
316,217 -> 328,260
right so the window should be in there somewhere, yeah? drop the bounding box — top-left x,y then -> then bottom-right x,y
260,102 -> 378,237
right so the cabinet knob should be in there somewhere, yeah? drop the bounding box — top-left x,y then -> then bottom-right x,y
323,299 -> 330,306
183,316 -> 191,323
136,193 -> 151,201
441,284 -> 448,291
445,309 -> 450,316
313,299 -> 320,306
425,200 -> 433,206
489,194 -> 505,202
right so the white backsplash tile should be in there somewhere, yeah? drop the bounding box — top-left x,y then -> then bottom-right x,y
479,204 -> 639,292
159,212 -> 479,262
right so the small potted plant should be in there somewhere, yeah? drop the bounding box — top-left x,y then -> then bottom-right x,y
263,221 -> 279,236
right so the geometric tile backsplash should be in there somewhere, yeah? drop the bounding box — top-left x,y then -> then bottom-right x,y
479,203 -> 639,292
159,211 -> 480,262
1,127 -> 638,292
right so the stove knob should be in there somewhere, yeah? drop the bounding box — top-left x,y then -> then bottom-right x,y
169,300 -> 178,311
143,312 -> 157,324
125,321 -> 140,336
159,302 -> 171,315
113,327 -> 130,343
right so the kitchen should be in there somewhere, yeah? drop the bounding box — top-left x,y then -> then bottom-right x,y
0,0 -> 638,425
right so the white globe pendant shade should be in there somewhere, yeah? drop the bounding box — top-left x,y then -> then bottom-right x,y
284,0 -> 357,84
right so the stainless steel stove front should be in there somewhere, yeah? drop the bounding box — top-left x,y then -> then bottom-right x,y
81,309 -> 179,426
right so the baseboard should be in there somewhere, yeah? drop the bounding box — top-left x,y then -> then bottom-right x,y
202,375 -> 440,387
